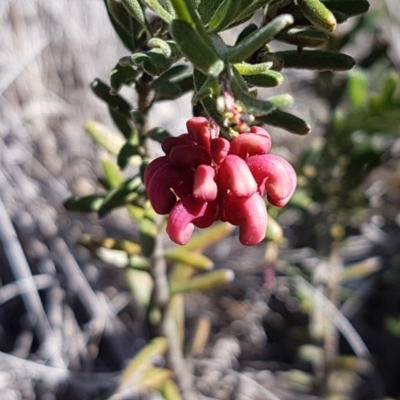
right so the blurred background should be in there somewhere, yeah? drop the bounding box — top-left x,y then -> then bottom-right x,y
1,0 -> 400,399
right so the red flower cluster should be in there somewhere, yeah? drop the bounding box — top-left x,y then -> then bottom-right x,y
144,117 -> 296,246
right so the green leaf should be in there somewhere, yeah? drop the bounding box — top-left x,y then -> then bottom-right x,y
98,175 -> 143,217
120,337 -> 168,383
297,0 -> 337,32
104,0 -> 140,51
197,0 -> 225,25
170,269 -> 235,294
85,121 -> 125,155
110,64 -> 138,94
117,142 -> 143,170
207,0 -> 242,33
64,195 -> 105,213
91,79 -> 132,118
231,74 -> 276,116
109,107 -> 135,139
192,75 -> 219,104
275,27 -> 329,48
266,50 -> 355,71
141,0 -> 175,22
268,93 -> 293,108
139,209 -> 158,256
121,0 -> 152,36
227,14 -> 294,63
347,69 -> 368,107
102,159 -> 125,187
258,109 -> 311,135
165,248 -> 214,271
192,70 -> 224,125
235,23 -> 258,45
170,20 -> 224,77
131,49 -> 172,76
151,79 -> 182,100
181,222 -> 234,250
321,0 -> 370,18
235,62 -> 283,87
146,127 -> 171,143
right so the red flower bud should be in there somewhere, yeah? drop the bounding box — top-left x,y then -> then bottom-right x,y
224,192 -> 268,246
246,154 -> 297,207
218,155 -> 258,197
193,165 -> 218,202
229,132 -> 271,159
167,195 -> 207,245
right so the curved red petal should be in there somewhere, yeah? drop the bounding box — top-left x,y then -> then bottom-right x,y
193,165 -> 218,202
146,163 -> 177,214
218,155 -> 258,197
161,135 -> 196,155
167,195 -> 207,245
186,117 -> 211,151
144,156 -> 170,188
193,200 -> 218,228
169,144 -> 212,168
250,126 -> 271,138
224,193 -> 267,246
211,137 -> 230,165
229,133 -> 271,159
247,154 -> 297,207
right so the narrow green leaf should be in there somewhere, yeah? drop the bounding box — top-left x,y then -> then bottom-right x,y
258,109 -> 311,135
121,0 -> 149,30
104,0 -> 137,51
235,62 -> 283,87
141,0 -> 174,22
170,20 -> 224,77
232,74 -> 276,116
117,142 -> 143,170
297,0 -> 337,32
192,70 -> 225,125
84,121 -> 125,156
98,175 -> 143,217
120,337 -> 168,383
91,79 -> 132,118
235,23 -> 258,45
110,64 -> 138,94
64,195 -> 105,213
170,269 -> 235,294
347,69 -> 368,107
146,127 -> 171,143
269,50 -> 355,71
192,75 -> 219,104
181,222 -> 234,250
268,93 -> 293,108
109,107 -> 135,139
131,49 -> 172,76
208,0 -> 242,33
159,379 -> 183,400
276,27 -> 329,48
321,0 -> 370,18
101,158 -> 125,187
227,14 -> 294,63
197,0 -> 225,25
139,209 -> 158,256
165,248 -> 214,271
106,0 -> 135,34
151,79 -> 182,100
242,70 -> 284,87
